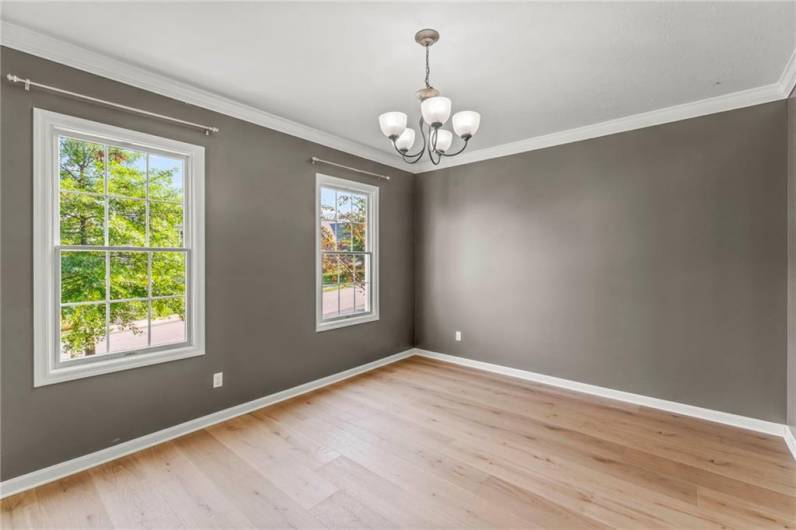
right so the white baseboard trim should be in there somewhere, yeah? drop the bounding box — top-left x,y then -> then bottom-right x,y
785,426 -> 796,460
0,348 -> 414,499
414,349 -> 790,441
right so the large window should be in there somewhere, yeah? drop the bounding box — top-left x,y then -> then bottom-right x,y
316,174 -> 379,331
34,109 -> 205,386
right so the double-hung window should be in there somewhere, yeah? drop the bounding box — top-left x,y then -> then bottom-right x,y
316,173 -> 379,331
33,109 -> 205,386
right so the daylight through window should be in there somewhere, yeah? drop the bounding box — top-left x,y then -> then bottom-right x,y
317,174 -> 379,331
59,136 -> 188,360
34,109 -> 205,386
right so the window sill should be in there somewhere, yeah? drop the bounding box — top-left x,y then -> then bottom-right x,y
316,312 -> 379,333
34,345 -> 205,387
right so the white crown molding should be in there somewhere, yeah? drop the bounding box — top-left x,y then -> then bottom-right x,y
0,348 -> 415,499
413,78 -> 791,173
415,349 -> 791,442
779,47 -> 796,98
1,21 -> 794,175
0,20 -> 408,173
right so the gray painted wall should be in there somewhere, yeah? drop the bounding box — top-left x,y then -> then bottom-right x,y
1,44 -> 792,482
416,101 -> 788,422
789,87 -> 796,436
0,47 -> 415,480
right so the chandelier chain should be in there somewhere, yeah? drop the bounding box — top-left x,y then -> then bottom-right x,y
425,46 -> 431,89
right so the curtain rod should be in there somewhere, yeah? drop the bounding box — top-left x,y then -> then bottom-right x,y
311,157 -> 391,181
5,74 -> 219,135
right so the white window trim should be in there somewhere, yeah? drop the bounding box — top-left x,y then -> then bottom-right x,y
315,173 -> 379,332
33,109 -> 205,386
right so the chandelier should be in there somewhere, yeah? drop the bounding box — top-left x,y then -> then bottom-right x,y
378,29 -> 481,165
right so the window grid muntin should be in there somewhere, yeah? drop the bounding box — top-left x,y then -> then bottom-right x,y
55,133 -> 189,364
320,185 -> 372,322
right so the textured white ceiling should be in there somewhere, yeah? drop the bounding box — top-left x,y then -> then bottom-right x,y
2,1 -> 794,156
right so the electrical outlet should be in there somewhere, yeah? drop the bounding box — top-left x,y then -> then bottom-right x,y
455,331 -> 462,341
213,372 -> 223,388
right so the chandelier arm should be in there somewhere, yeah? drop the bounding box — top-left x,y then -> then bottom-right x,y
428,127 -> 442,165
391,116 -> 428,160
440,137 -> 470,157
399,146 -> 426,164
391,140 -> 424,162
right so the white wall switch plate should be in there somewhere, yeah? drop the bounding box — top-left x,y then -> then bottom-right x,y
455,331 -> 462,341
213,372 -> 223,388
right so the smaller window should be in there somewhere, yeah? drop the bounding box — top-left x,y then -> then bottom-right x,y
316,173 -> 379,331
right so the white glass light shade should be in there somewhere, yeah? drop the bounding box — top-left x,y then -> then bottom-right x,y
421,97 -> 452,126
452,111 -> 481,138
433,129 -> 453,153
378,112 -> 407,138
395,128 -> 416,152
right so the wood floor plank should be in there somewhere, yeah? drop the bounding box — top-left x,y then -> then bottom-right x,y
1,490 -> 52,529
129,442 -> 255,529
207,414 -> 339,509
3,356 -> 794,529
375,360 -> 796,493
309,489 -> 397,529
175,430 -> 325,528
88,455 -> 188,529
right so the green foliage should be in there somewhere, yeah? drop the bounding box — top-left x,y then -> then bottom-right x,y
59,137 -> 186,358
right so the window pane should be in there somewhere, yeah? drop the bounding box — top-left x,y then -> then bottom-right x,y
320,187 -> 336,221
351,193 -> 367,223
61,251 -> 105,303
338,254 -> 356,315
353,254 -> 367,285
108,146 -> 146,198
59,137 -> 104,194
322,254 -> 338,285
109,301 -> 148,353
322,287 -> 339,320
335,223 -> 352,251
110,252 -> 148,300
338,282 -> 357,315
337,192 -> 353,221
151,297 -> 186,347
338,254 -> 354,284
352,223 -> 366,251
320,222 -> 336,251
150,200 -> 184,247
109,197 -> 146,246
149,154 -> 184,202
152,252 -> 186,297
355,283 -> 369,313
60,304 -> 107,360
60,192 -> 105,245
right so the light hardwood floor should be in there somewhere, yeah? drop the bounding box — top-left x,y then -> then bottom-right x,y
3,356 -> 795,529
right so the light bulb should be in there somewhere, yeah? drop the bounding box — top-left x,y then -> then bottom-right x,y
378,112 -> 407,138
433,129 -> 453,153
421,97 -> 452,127
395,128 -> 416,152
452,111 -> 480,139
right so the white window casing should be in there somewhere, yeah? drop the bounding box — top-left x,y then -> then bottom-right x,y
33,109 -> 205,386
315,173 -> 379,332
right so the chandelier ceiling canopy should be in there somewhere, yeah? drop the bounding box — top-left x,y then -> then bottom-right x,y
378,29 -> 481,165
